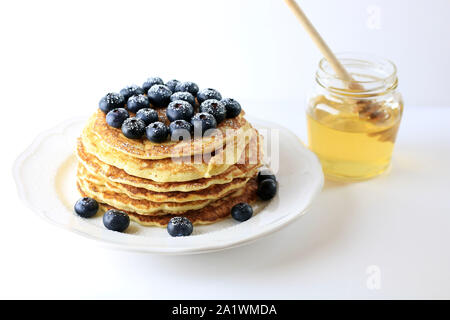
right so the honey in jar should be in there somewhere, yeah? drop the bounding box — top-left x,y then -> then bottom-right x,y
307,53 -> 403,181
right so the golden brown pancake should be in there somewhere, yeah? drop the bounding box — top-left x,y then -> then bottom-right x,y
81,117 -> 259,182
77,179 -> 258,227
76,105 -> 263,228
77,163 -> 254,203
76,137 -> 262,192
90,108 -> 252,159
77,177 -> 219,215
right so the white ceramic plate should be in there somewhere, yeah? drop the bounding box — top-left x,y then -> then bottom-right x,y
13,116 -> 323,254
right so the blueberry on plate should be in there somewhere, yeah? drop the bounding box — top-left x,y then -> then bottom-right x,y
146,121 -> 169,143
231,202 -> 253,222
121,117 -> 146,139
165,79 -> 180,92
127,94 -> 150,113
191,112 -> 217,136
174,81 -> 199,96
169,120 -> 193,141
197,88 -> 222,104
103,209 -> 130,232
74,197 -> 99,218
170,91 -> 196,107
221,98 -> 242,118
257,169 -> 277,184
119,85 -> 144,100
136,108 -> 159,125
147,84 -> 172,108
166,100 -> 194,122
199,99 -> 226,123
99,92 -> 125,113
106,108 -> 129,128
142,77 -> 164,92
167,216 -> 193,237
257,179 -> 278,200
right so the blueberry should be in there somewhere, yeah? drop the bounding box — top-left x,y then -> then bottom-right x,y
166,100 -> 194,122
257,169 -> 277,184
231,202 -> 253,222
127,94 -> 150,113
167,216 -> 193,237
121,117 -> 146,139
106,108 -> 129,128
191,112 -> 217,136
142,77 -> 164,92
74,197 -> 99,218
147,84 -> 172,108
120,85 -> 144,100
99,92 -> 125,113
257,179 -> 278,200
197,88 -> 222,104
136,108 -> 159,125
103,209 -> 130,232
175,81 -> 199,96
199,99 -> 226,123
169,120 -> 193,141
170,91 -> 196,106
165,79 -> 180,92
146,121 -> 169,143
221,98 -> 242,118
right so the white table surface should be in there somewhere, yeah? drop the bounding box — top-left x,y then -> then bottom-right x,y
2,103 -> 450,299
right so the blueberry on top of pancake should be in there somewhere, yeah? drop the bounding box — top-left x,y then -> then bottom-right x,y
197,88 -> 222,104
120,85 -> 144,100
165,79 -> 180,92
221,98 -> 242,118
136,108 -> 159,125
146,121 -> 169,143
142,77 -> 164,92
166,100 -> 194,122
99,92 -> 125,113
191,112 -> 217,136
121,117 -> 146,139
175,81 -> 199,96
170,91 -> 196,107
127,94 -> 150,113
147,84 -> 172,108
200,99 -> 226,123
169,120 -> 193,141
106,108 -> 129,128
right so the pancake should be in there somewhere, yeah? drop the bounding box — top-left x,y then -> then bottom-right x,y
77,179 -> 258,227
81,118 -> 260,182
90,108 -> 252,159
77,177 -> 218,215
77,163 -> 255,203
76,137 -> 262,192
76,103 -> 264,228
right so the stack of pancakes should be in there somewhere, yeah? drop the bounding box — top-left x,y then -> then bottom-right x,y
76,108 -> 263,227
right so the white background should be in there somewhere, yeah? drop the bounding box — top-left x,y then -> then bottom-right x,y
1,0 -> 450,299
1,0 -> 450,111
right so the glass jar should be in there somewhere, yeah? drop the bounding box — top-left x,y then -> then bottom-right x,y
306,53 -> 403,181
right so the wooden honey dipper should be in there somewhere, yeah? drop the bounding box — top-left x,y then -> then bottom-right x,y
283,0 -> 384,121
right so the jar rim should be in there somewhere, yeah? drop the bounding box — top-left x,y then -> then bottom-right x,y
318,52 -> 397,85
